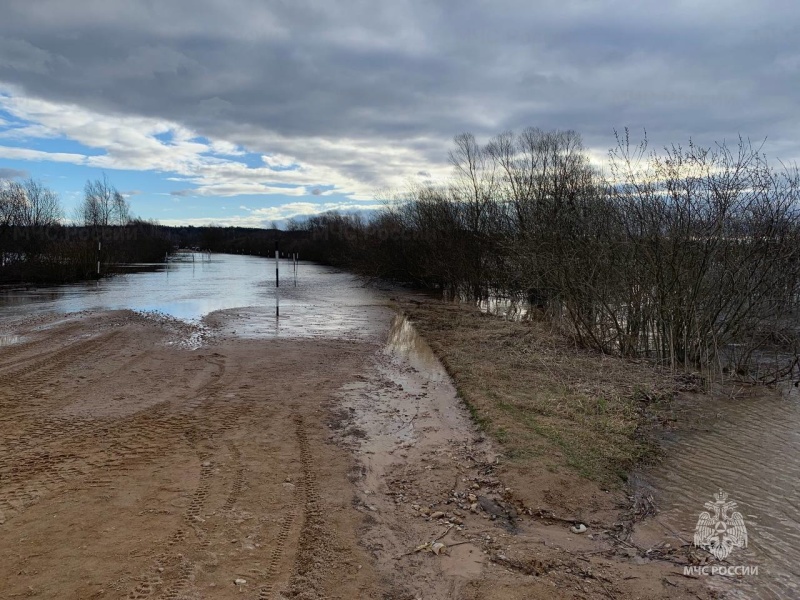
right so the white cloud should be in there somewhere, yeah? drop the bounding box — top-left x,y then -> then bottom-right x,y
0,86 -> 450,203
159,200 -> 383,227
0,145 -> 87,164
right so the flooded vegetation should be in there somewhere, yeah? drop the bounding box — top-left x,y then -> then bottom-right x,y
288,130 -> 800,387
1,177 -> 172,283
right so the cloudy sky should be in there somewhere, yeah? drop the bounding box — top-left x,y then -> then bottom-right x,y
1,0 -> 798,227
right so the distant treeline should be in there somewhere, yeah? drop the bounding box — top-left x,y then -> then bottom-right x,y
290,129 -> 800,382
0,173 -> 332,283
167,225 -> 312,259
0,173 -> 326,283
0,176 -> 172,283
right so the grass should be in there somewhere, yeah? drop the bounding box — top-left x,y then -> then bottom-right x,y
401,300 -> 674,487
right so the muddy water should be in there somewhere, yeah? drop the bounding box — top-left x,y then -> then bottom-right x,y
0,253 -> 384,340
637,385 -> 800,599
335,314 -> 489,597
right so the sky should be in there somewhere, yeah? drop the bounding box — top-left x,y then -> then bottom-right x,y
1,0 -> 799,227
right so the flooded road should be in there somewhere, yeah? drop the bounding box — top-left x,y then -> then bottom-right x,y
0,252 -> 384,340
636,385 -> 800,599
2,252 -> 796,598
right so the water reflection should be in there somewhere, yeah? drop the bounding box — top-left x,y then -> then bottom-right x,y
0,334 -> 20,347
0,253 -> 386,341
384,314 -> 447,382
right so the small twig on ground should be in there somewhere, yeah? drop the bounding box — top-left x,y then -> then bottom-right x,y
434,524 -> 454,542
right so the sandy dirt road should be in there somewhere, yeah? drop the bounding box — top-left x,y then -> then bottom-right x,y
0,310 -> 384,599
0,307 -> 714,599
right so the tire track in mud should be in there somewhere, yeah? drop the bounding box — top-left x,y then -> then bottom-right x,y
258,415 -> 325,600
0,330 -> 122,386
123,361 -> 269,600
222,440 -> 244,512
125,440 -> 218,598
258,506 -> 300,600
126,459 -> 212,600
0,321 -> 87,364
0,343 -> 258,598
0,353 -> 232,523
0,330 -> 127,439
128,460 -> 215,600
0,348 -> 155,453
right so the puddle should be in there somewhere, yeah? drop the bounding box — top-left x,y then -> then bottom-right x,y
331,313 -> 495,597
384,313 -> 447,382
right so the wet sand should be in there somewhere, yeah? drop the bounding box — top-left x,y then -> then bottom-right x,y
0,310 -> 383,599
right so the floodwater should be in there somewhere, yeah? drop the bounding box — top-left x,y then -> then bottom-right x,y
0,252 -> 386,340
636,385 -> 800,599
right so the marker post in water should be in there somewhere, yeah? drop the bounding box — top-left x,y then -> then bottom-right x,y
275,247 -> 280,318
97,241 -> 101,276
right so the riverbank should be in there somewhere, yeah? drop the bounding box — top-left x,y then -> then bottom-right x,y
391,297 -> 730,595
397,298 -> 677,497
396,296 -> 800,599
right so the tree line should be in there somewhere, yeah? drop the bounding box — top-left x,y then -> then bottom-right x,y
0,175 -> 171,282
292,129 -> 800,383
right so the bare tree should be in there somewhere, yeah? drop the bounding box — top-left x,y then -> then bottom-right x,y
80,174 -> 130,227
0,180 -> 25,227
331,128 -> 800,383
0,178 -> 61,227
18,179 -> 61,227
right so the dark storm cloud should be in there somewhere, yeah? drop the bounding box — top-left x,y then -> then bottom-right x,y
1,0 -> 799,170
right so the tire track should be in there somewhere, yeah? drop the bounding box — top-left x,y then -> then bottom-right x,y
127,460 -> 214,600
257,415 -> 322,599
221,440 -> 244,512
0,330 -> 122,386
0,352 -> 231,512
0,321 -> 86,363
257,507 -> 299,600
124,360 -> 268,600
0,349 -> 155,453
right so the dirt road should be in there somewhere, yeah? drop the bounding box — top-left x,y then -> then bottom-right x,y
0,308 -> 713,599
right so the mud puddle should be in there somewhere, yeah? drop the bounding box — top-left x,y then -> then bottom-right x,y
330,314 -> 508,597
